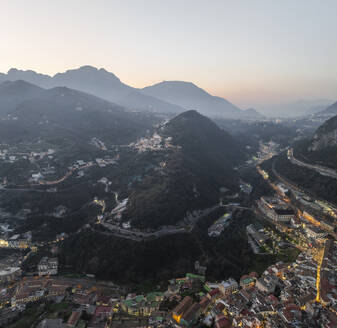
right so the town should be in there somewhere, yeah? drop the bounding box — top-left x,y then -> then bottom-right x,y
0,146 -> 336,327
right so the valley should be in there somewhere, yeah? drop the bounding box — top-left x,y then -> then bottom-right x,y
0,72 -> 336,328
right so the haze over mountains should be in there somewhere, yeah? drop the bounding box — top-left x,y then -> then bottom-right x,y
0,66 -> 260,119
318,101 -> 337,116
142,81 -> 259,118
259,99 -> 334,117
0,78 -> 246,231
0,80 -> 159,143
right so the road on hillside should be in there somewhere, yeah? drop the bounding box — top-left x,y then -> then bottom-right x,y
288,148 -> 337,180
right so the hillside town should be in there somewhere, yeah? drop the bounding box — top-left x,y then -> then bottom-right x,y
0,132 -> 337,327
0,233 -> 336,327
1,169 -> 337,327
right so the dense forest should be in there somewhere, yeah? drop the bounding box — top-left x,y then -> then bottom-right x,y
58,208 -> 277,286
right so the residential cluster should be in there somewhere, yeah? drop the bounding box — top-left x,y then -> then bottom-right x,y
129,133 -> 176,153
0,232 -> 32,249
0,147 -> 55,164
169,244 -> 337,327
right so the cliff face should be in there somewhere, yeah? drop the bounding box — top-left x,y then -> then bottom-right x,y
310,115 -> 337,151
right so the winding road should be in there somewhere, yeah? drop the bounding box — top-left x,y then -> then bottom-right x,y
288,148 -> 337,180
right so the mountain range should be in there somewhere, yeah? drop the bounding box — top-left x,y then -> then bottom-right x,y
0,79 -> 245,230
0,80 -> 245,232
0,66 -> 261,119
0,80 -> 159,143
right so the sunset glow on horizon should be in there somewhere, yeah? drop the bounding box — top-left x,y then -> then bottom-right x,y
1,0 -> 336,112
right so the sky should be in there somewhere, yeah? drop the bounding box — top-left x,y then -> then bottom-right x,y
0,0 -> 337,112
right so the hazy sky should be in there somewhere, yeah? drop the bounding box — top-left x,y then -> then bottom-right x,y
1,0 -> 336,110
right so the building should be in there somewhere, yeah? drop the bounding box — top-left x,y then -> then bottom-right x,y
208,213 -> 232,237
256,275 -> 278,294
219,278 -> 238,296
207,288 -> 222,301
258,197 -> 295,223
301,211 -> 321,226
38,257 -> 58,276
172,296 -> 193,324
121,293 -> 162,316
320,221 -> 335,232
194,261 -> 207,276
172,296 -> 201,327
180,303 -> 200,327
199,296 -> 211,314
246,224 -> 269,247
273,208 -> 295,222
0,267 -> 21,283
239,275 -> 256,289
67,311 -> 81,327
215,314 -> 232,328
5,234 -> 30,249
304,225 -> 327,239
276,184 -> 289,196
38,319 -> 64,328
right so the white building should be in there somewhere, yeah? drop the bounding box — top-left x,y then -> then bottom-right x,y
38,257 -> 58,276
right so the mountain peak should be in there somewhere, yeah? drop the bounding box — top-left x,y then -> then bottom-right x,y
76,65 -> 110,74
144,80 -> 209,96
8,68 -> 33,74
243,108 -> 264,119
0,66 -> 246,117
6,68 -> 51,83
165,109 -> 226,138
174,109 -> 201,119
142,80 -> 241,118
159,80 -> 199,88
77,65 -> 98,71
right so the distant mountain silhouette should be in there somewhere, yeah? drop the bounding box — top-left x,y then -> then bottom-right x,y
261,99 -> 334,117
0,80 -> 44,115
6,68 -> 50,86
142,80 -> 251,118
243,108 -> 264,119
0,66 -> 259,118
317,101 -> 337,115
0,66 -> 185,114
0,81 -> 160,143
